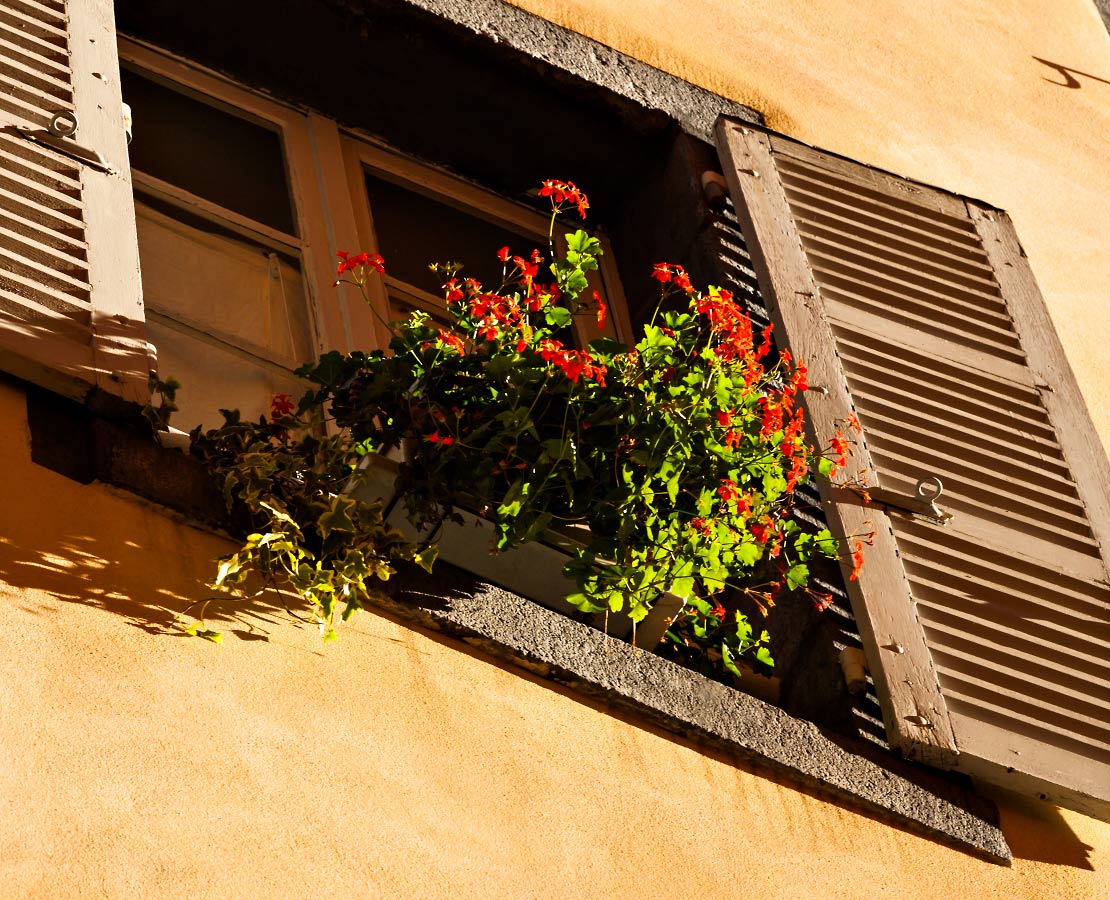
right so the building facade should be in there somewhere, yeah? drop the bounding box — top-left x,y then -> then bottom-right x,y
1,1 -> 1108,897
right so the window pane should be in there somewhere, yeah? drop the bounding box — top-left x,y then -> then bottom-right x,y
122,67 -> 296,235
364,170 -> 542,292
135,198 -> 313,365
146,317 -> 303,433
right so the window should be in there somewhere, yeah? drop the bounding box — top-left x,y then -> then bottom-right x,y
115,41 -> 633,433
716,118 -> 1110,820
118,42 -> 331,432
339,139 -> 632,349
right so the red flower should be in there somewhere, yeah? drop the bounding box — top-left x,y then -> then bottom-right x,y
756,323 -> 775,359
813,593 -> 834,612
539,179 -> 589,218
849,541 -> 865,581
427,431 -> 455,446
715,410 -> 733,428
594,290 -> 608,328
709,603 -> 727,620
270,393 -> 295,418
758,398 -> 783,437
497,246 -> 510,262
336,250 -> 385,277
717,479 -> 740,504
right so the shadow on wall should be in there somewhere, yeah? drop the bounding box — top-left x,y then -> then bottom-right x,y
997,791 -> 1097,870
1033,56 -> 1110,89
0,525 -> 301,645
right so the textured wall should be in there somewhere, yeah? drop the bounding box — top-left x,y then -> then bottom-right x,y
1,377 -> 1108,896
511,0 -> 1110,449
3,1 -> 1110,896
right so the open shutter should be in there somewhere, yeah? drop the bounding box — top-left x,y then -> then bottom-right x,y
0,0 -> 150,403
717,118 -> 1110,820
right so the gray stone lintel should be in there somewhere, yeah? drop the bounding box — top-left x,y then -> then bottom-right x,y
380,565 -> 1012,865
337,0 -> 762,141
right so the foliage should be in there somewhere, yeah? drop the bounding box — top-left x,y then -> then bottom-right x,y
183,180 -> 853,673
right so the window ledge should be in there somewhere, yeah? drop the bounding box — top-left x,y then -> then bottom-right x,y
24,380 -> 1010,864
379,564 -> 1012,865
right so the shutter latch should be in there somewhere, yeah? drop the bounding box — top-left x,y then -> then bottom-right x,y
12,112 -> 116,174
865,476 -> 953,526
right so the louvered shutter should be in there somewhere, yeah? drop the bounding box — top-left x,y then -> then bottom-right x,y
716,119 -> 1110,820
1,0 -> 150,403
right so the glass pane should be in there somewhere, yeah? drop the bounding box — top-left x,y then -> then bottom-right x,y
147,318 -> 303,433
135,198 -> 314,366
364,170 -> 542,293
122,67 -> 296,235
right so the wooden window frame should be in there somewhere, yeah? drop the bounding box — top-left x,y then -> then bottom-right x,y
117,38 -> 365,366
335,135 -> 635,350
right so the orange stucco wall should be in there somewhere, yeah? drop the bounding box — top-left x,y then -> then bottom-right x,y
514,0 -> 1110,449
0,375 -> 1108,898
3,1 -> 1110,896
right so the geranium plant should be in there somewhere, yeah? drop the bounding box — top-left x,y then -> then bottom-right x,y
186,180 -> 852,676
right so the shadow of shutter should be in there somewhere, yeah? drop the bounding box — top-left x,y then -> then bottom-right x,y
716,118 -> 1110,821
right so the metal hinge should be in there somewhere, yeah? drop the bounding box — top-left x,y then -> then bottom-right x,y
13,112 -> 115,174
866,475 -> 953,526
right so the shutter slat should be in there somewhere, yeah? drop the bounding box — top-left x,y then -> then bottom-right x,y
769,137 -> 972,220
0,161 -> 82,211
805,243 -> 1014,333
0,233 -> 91,293
835,332 -> 1060,439
5,0 -> 68,25
717,118 -> 1110,819
820,279 -> 1025,359
780,180 -> 994,274
0,0 -> 151,403
0,34 -> 71,80
0,5 -> 69,46
0,263 -> 89,309
824,299 -> 1034,384
0,18 -> 67,63
861,412 -> 1078,499
0,69 -> 73,119
789,205 -> 1005,295
912,594 -> 1110,682
0,221 -> 87,272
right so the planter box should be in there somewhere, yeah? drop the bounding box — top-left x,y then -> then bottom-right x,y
347,455 -> 685,648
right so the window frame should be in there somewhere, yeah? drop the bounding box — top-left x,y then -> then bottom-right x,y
117,38 -> 357,363
337,134 -> 635,350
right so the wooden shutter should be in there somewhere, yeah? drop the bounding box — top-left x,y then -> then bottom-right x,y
0,0 -> 150,403
717,119 -> 1110,820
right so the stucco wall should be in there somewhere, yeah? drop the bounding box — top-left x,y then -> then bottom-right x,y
1,382 -> 1108,897
4,1 -> 1110,896
511,0 -> 1110,449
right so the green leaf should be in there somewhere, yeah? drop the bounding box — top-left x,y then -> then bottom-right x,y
785,563 -> 810,591
736,541 -> 762,566
318,495 -> 359,540
545,306 -> 573,328
414,545 -> 439,574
